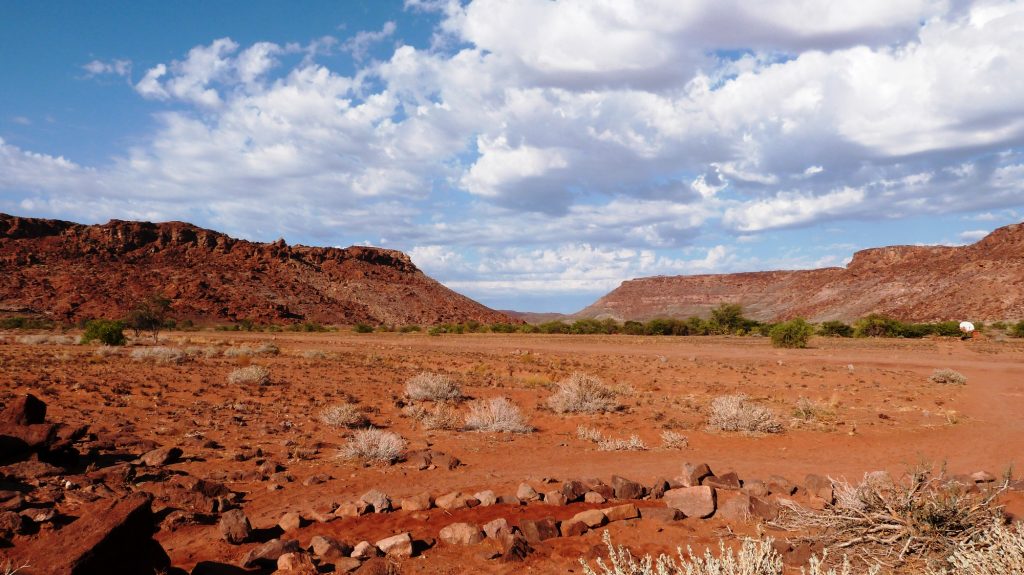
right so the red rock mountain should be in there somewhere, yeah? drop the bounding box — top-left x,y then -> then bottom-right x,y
0,214 -> 514,326
576,222 -> 1024,323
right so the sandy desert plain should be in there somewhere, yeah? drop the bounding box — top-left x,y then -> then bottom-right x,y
1,329 -> 1024,574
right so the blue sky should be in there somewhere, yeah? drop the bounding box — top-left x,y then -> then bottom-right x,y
2,1 -> 1023,313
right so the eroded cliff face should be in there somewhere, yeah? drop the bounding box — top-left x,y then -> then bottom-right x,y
576,223 -> 1024,323
0,214 -> 514,325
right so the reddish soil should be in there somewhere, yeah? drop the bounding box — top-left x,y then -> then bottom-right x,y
2,330 -> 1023,573
577,221 -> 1024,323
0,213 -> 515,326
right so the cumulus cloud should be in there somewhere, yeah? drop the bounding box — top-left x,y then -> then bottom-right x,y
4,0 -> 1024,308
82,58 -> 132,78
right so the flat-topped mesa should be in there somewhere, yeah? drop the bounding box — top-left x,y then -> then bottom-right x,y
0,213 -> 512,326
576,222 -> 1024,324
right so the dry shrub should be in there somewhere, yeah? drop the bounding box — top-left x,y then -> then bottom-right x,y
929,520 -> 1024,575
16,334 -> 76,345
774,469 -> 1005,568
660,430 -> 688,449
576,425 -> 645,451
577,425 -> 604,443
464,397 -> 533,433
319,403 -> 368,428
404,372 -> 462,402
302,349 -> 328,359
707,395 -> 782,433
930,369 -> 967,385
227,365 -> 270,386
421,403 -> 461,430
93,346 -> 120,358
547,372 -> 620,414
581,531 -> 879,575
341,428 -> 406,464
130,346 -> 185,364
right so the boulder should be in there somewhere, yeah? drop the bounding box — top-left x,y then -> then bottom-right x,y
560,519 -> 587,537
351,541 -> 382,559
705,471 -> 741,490
10,492 -> 172,575
742,479 -> 771,498
516,482 -> 539,501
561,480 -> 588,502
602,503 -> 640,522
138,446 -> 183,467
543,490 -> 567,506
650,478 -> 671,499
435,491 -> 469,510
680,463 -> 713,487
219,508 -> 252,544
276,552 -> 318,575
334,501 -> 370,518
399,492 -> 433,511
483,517 -> 510,539
767,475 -> 797,496
639,506 -> 683,522
376,532 -> 414,557
664,486 -> 717,518
519,517 -> 560,543
310,535 -> 351,560
333,557 -> 363,573
571,509 -> 607,528
278,511 -> 302,532
804,474 -> 834,505
359,489 -> 391,513
474,490 -> 497,506
584,491 -> 606,504
440,522 -> 484,545
1,394 -> 46,425
611,475 -> 645,500
0,510 -> 26,538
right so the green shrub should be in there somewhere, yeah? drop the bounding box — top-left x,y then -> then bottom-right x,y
353,323 -> 374,333
288,321 -> 329,332
1011,321 -> 1024,338
537,321 -> 570,334
990,321 -> 1007,330
818,320 -> 853,337
399,324 -> 422,333
81,319 -> 126,346
622,320 -> 645,335
853,314 -> 904,337
0,316 -> 56,330
488,322 -> 517,333
770,318 -> 813,348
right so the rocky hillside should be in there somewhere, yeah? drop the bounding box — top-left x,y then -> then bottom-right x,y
0,214 -> 514,326
576,223 -> 1024,323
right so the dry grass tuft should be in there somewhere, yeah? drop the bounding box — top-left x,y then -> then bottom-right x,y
930,368 -> 967,385
707,395 -> 783,434
319,403 -> 368,428
404,372 -> 462,402
464,397 -> 533,433
130,346 -> 185,364
421,403 -> 462,430
227,365 -> 270,386
341,428 -> 406,464
773,468 -> 1005,568
929,520 -> 1024,575
548,372 -> 620,414
576,425 -> 645,451
660,430 -> 688,449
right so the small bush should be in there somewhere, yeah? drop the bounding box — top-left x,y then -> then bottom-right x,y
853,314 -> 905,338
930,368 -> 967,385
598,434 -> 647,451
302,349 -> 328,359
1011,321 -> 1024,338
319,403 -> 368,428
399,324 -> 422,333
420,403 -> 461,430
818,320 -> 853,337
16,334 -> 76,345
81,319 -> 126,346
660,430 -> 688,449
930,521 -> 1024,575
707,395 -> 782,433
547,372 -> 620,414
130,346 -> 185,364
353,323 -> 374,333
341,428 -> 406,464
0,316 -> 55,330
227,365 -> 270,386
770,318 -> 813,348
404,372 -> 462,402
464,397 -> 532,433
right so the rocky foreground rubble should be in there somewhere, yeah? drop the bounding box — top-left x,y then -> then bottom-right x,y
0,393 -> 1014,574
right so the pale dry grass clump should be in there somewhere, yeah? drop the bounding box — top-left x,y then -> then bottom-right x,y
774,469 -> 1005,567
302,349 -> 328,359
548,372 -> 620,414
660,430 -> 688,449
130,346 -> 185,364
319,403 -> 368,428
404,372 -> 462,402
576,425 -> 646,451
421,403 -> 462,430
341,428 -> 406,464
929,520 -> 1024,575
929,368 -> 967,385
707,395 -> 783,434
16,334 -> 76,345
464,397 -> 533,433
227,365 -> 270,386
581,531 -> 879,575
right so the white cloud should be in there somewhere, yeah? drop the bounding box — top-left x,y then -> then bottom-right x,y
343,21 -> 397,61
723,187 -> 867,232
83,58 -> 132,78
958,229 -> 990,242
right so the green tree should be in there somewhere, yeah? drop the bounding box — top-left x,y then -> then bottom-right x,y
710,303 -> 746,334
126,293 -> 172,342
81,319 -> 126,346
770,318 -> 814,348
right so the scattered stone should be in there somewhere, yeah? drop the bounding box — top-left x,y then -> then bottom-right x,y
584,491 -> 606,504
351,541 -> 382,559
474,490 -> 497,506
516,483 -> 539,501
431,452 -> 461,470
138,446 -> 183,467
241,536 -> 301,564
497,494 -> 522,506
561,479 -> 588,502
572,509 -> 607,528
602,503 -> 640,522
0,510 -> 26,538
560,519 -> 587,537
303,473 -> 331,486
335,501 -> 371,518
496,531 -> 532,562
519,517 -> 560,543
664,486 -> 717,518
705,471 -> 741,490
680,463 -> 713,487
483,517 -> 510,539
639,506 -> 683,522
333,557 -> 363,573
355,557 -> 399,575
805,474 -> 835,505
310,535 -> 352,560
767,475 -> 797,496
742,479 -> 771,498
400,492 -> 433,511
440,522 -> 484,545
278,511 -> 302,532
649,478 -> 671,499
1,394 -> 46,425
375,532 -> 414,558
435,491 -> 469,510
611,475 -> 645,500
589,482 -> 615,500
219,508 -> 252,544
360,489 -> 391,513
543,490 -> 567,506
277,551 -> 318,575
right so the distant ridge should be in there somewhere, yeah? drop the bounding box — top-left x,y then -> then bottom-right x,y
0,213 -> 516,326
575,223 -> 1024,323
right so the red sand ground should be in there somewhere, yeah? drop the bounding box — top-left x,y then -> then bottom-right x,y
2,331 -> 1023,573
